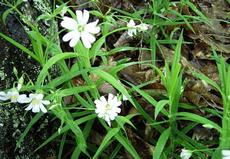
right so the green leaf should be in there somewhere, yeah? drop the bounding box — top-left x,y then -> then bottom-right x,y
127,82 -> 168,117
71,121 -> 94,159
115,133 -> 141,159
155,100 -> 169,119
183,0 -> 210,25
152,128 -> 170,159
93,128 -> 120,159
46,63 -> 87,88
116,115 -> 136,132
92,69 -> 133,106
0,32 -> 39,62
65,119 -> 87,154
57,86 -> 96,97
17,113 -> 43,149
35,114 -> 96,152
36,53 -> 78,86
58,133 -> 67,159
176,130 -> 212,158
90,27 -> 127,59
176,112 -> 221,132
108,47 -> 149,55
2,8 -> 14,24
192,71 -> 222,95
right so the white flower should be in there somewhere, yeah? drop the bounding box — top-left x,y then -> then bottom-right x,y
222,150 -> 230,159
127,20 -> 137,37
94,93 -> 122,126
61,10 -> 100,48
180,149 -> 192,159
18,93 -> 50,113
127,20 -> 149,37
0,90 -> 20,103
137,23 -> 149,32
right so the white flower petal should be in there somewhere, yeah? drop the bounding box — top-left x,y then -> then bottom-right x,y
81,10 -> 89,25
180,149 -> 192,159
61,17 -> 78,30
36,94 -> 44,100
108,93 -> 114,101
87,33 -> 96,43
104,116 -> 111,126
127,20 -> 135,27
29,93 -> 35,99
110,115 -> 116,120
17,94 -> 31,103
7,90 -> 19,103
109,99 -> 121,107
25,103 -> 33,111
94,99 -> 103,106
137,23 -> 149,31
76,10 -> 84,25
107,121 -> 111,127
115,107 -> 121,113
127,20 -> 137,37
39,104 -> 47,113
99,96 -> 107,103
81,32 -> 93,48
62,31 -> 78,42
69,34 -> 80,47
97,113 -> 104,118
95,108 -> 101,114
32,104 -> 40,113
127,29 -> 136,37
85,20 -> 100,34
222,150 -> 230,156
0,91 -> 9,101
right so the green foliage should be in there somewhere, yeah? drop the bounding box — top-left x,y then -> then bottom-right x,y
0,0 -> 226,158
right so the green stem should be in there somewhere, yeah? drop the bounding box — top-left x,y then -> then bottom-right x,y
221,100 -> 230,149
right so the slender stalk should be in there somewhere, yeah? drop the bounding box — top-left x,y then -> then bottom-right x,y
221,98 -> 230,149
213,52 -> 230,152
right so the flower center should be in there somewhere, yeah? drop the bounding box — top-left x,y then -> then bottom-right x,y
31,99 -> 40,105
77,25 -> 85,32
105,104 -> 112,112
11,95 -> 18,101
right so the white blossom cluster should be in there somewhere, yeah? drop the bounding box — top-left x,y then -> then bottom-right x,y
60,10 -> 136,127
61,10 -> 150,48
0,10 -> 148,127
